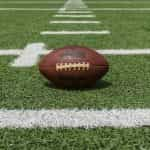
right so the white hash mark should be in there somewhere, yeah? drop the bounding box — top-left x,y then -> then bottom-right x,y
0,109 -> 150,128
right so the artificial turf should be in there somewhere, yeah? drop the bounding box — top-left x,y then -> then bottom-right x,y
0,0 -> 150,149
0,3 -> 150,49
0,127 -> 150,150
0,55 -> 150,109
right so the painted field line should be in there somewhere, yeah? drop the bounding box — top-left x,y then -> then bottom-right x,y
0,8 -> 59,11
58,11 -> 92,13
1,49 -> 150,56
89,8 -> 150,11
1,8 -> 150,11
54,14 -> 95,18
50,21 -> 100,24
0,109 -> 150,128
0,1 -> 64,4
42,49 -> 150,55
40,31 -> 110,35
0,49 -> 150,56
86,1 -> 150,4
99,49 -> 150,55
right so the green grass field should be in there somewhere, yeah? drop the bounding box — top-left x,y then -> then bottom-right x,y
1,128 -> 150,150
1,3 -> 150,49
0,0 -> 150,149
1,55 -> 150,109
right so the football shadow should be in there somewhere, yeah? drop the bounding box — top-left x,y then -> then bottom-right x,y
44,80 -> 112,91
93,80 -> 112,90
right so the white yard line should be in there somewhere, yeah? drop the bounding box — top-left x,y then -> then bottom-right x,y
0,1 -> 64,4
50,21 -> 100,24
43,49 -> 150,55
1,49 -> 150,56
40,31 -> 110,35
86,1 -> 150,4
1,44 -> 150,67
0,8 -> 58,11
99,49 -> 150,55
0,109 -> 150,128
58,11 -> 92,13
1,8 -> 150,11
54,14 -> 95,17
90,8 -> 150,11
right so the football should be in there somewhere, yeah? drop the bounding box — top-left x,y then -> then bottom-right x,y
39,46 -> 109,88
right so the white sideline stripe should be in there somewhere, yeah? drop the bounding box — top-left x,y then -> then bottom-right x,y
0,109 -> 150,128
86,1 -> 150,4
0,8 -> 59,11
58,11 -> 92,13
1,8 -> 150,11
90,8 -> 150,11
40,31 -> 110,35
41,49 -> 150,55
50,21 -> 100,24
99,49 -> 150,55
0,1 -> 64,4
11,43 -> 46,67
54,14 -> 95,18
1,49 -> 150,56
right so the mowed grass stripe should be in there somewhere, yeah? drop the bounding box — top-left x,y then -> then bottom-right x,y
0,109 -> 150,128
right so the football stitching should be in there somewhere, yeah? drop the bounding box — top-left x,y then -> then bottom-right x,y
56,62 -> 90,71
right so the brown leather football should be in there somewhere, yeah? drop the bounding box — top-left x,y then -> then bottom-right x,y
39,46 -> 109,88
